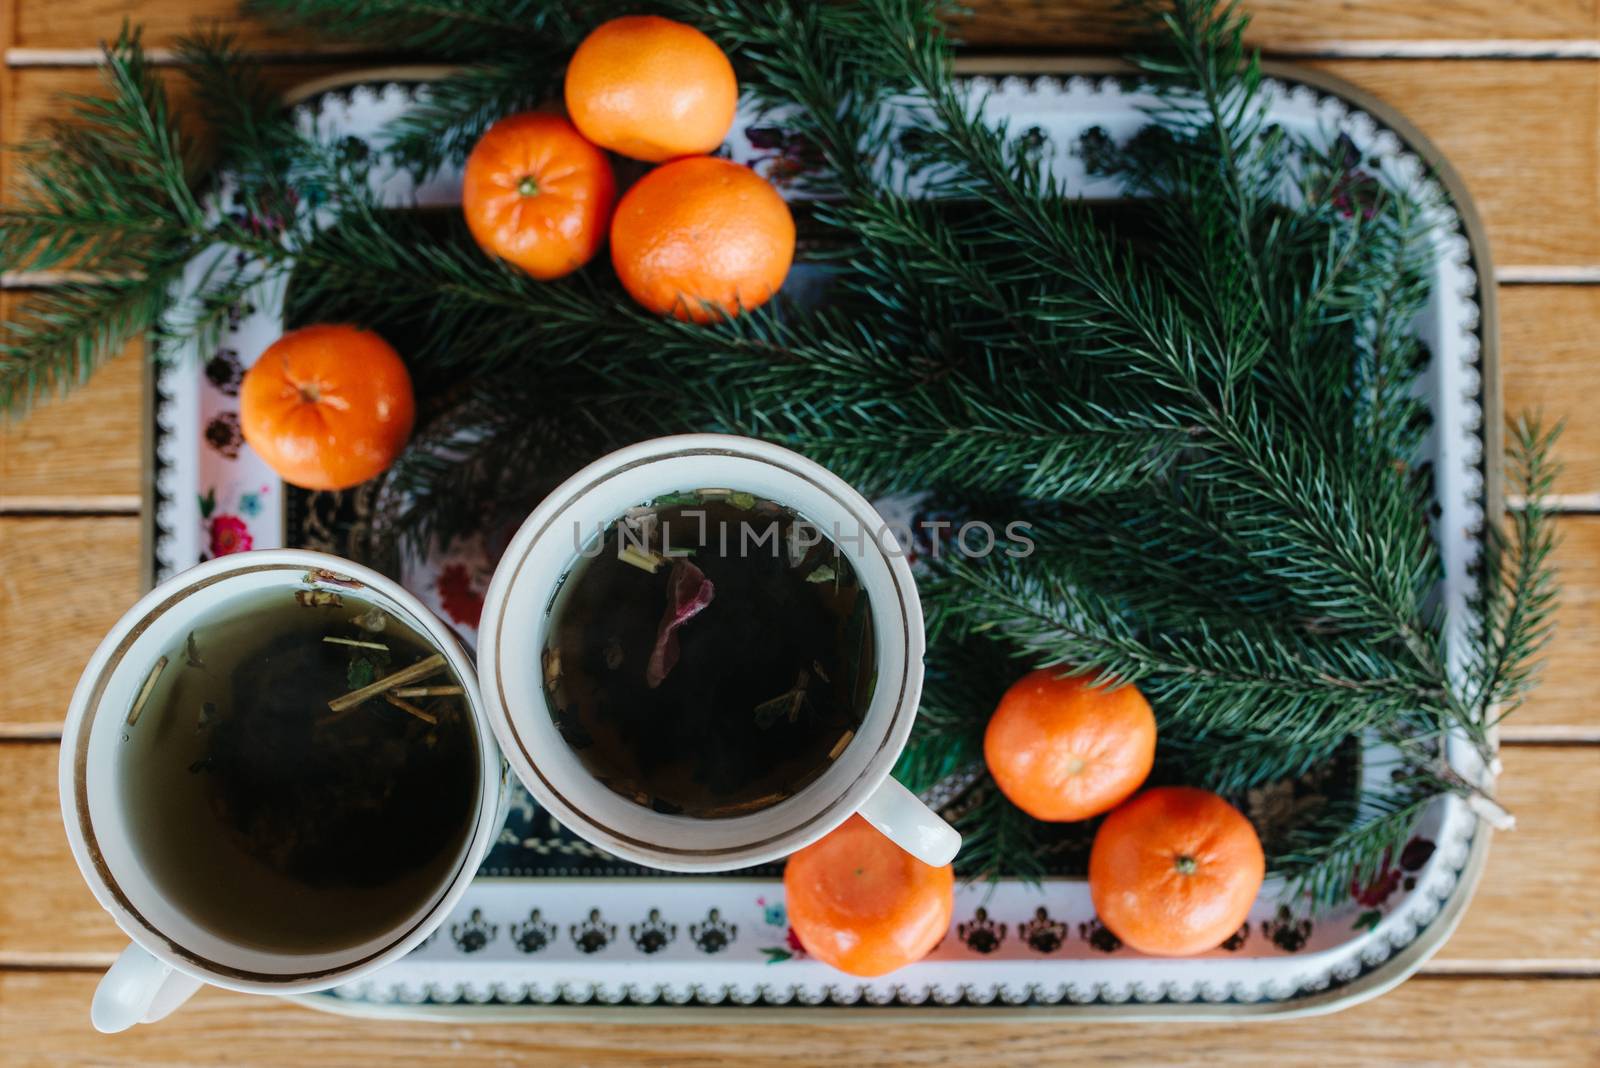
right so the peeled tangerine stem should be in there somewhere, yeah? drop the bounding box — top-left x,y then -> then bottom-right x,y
1174,854 -> 1198,875
517,176 -> 540,196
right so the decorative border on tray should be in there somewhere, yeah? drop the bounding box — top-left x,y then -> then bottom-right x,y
312,800 -> 1473,1009
148,63 -> 1494,1016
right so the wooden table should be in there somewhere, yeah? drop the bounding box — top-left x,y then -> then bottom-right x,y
2,2 -> 1597,1064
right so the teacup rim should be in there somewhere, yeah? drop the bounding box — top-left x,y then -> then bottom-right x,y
479,433 -> 926,872
58,548 -> 503,994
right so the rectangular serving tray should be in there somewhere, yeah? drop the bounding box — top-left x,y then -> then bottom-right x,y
144,57 -> 1500,1020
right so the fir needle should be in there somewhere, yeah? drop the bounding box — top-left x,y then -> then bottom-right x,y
323,636 -> 389,651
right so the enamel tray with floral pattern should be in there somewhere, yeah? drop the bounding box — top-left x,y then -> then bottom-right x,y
145,58 -> 1499,1019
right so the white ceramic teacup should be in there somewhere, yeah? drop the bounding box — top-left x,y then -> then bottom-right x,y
479,434 -> 961,872
59,550 -> 504,1032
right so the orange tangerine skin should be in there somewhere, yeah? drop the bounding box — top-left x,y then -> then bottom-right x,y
984,669 -> 1157,822
239,325 -> 414,492
564,15 -> 738,162
1089,786 -> 1266,956
610,156 -> 795,322
461,112 -> 616,280
784,815 -> 955,978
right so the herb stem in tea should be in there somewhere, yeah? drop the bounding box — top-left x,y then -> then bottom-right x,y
618,546 -> 665,574
391,685 -> 464,698
126,655 -> 168,726
327,653 -> 446,713
322,636 -> 390,651
384,693 -> 439,725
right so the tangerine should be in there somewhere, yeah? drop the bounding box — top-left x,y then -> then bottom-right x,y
610,156 -> 794,322
984,669 -> 1156,822
1088,786 -> 1265,956
239,324 -> 414,491
564,15 -> 738,162
784,815 -> 954,977
461,112 -> 616,280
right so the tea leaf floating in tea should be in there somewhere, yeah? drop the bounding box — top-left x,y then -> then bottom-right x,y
544,491 -> 872,818
645,558 -> 715,689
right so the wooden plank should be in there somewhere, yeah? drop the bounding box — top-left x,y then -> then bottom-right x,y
10,0 -> 315,58
0,743 -> 124,962
8,64 -> 1594,494
4,284 -> 1597,504
7,58 -> 1597,272
0,293 -> 144,508
1501,286 -> 1600,502
0,518 -> 141,731
7,0 -> 1598,56
954,1 -> 1600,50
1302,59 -> 1599,270
0,497 -> 1596,734
1438,746 -> 1600,966
1,63 -> 352,204
0,972 -> 1594,1067
1520,515 -> 1600,732
3,739 -> 1594,964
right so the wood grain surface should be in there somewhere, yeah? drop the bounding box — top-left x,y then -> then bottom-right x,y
3,283 -> 1598,509
0,518 -> 143,733
1500,286 -> 1600,503
6,59 -> 1597,269
0,64 -> 364,199
3,513 -> 1591,734
0,0 -> 1596,1062
0,296 -> 144,509
7,0 -> 1600,56
2,739 -> 1594,966
1299,59 -> 1600,269
0,972 -> 1587,1068
1,972 -> 1596,1068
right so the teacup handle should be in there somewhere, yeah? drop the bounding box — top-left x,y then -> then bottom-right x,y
857,777 -> 961,867
91,943 -> 204,1033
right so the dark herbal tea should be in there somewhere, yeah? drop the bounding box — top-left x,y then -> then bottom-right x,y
544,491 -> 874,818
116,581 -> 479,953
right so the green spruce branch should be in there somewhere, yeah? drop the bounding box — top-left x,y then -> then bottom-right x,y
1470,417 -> 1563,722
